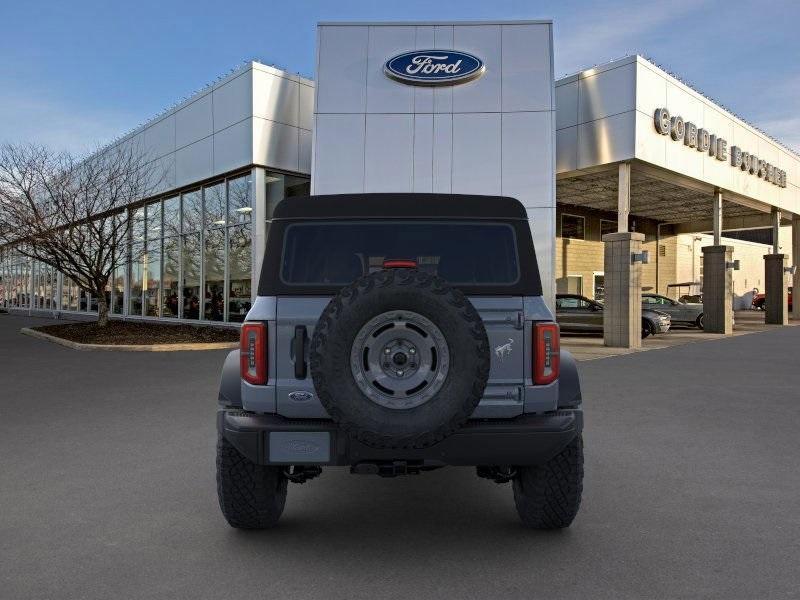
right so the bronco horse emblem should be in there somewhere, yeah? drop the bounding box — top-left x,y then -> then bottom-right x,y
494,338 -> 514,359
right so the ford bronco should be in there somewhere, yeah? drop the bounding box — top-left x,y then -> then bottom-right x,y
216,194 -> 584,529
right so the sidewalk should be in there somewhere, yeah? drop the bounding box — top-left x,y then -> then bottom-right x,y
563,310 -> 798,361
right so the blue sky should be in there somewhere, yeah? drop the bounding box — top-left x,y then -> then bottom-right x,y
1,0 -> 798,153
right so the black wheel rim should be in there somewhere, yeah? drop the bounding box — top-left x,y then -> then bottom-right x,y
350,310 -> 450,409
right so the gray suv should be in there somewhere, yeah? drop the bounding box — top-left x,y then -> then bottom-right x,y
216,194 -> 584,529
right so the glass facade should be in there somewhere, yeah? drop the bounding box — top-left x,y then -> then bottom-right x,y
0,169 -> 309,324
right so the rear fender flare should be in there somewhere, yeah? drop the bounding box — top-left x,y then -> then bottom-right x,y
218,350 -> 242,408
558,349 -> 582,408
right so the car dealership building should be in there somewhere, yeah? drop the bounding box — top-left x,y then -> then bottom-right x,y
2,20 -> 798,345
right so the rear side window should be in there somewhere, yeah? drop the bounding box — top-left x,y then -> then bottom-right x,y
280,221 -> 519,286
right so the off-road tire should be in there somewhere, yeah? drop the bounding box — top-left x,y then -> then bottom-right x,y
512,434 -> 584,529
216,434 -> 287,529
310,268 -> 490,450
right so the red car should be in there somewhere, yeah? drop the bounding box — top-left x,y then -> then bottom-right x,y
752,287 -> 793,311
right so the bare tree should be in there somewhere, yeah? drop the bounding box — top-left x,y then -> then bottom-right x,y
0,142 -> 163,326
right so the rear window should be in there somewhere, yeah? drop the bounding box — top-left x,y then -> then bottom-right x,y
280,221 -> 520,286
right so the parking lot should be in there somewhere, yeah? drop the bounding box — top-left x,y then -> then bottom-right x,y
2,312 -> 800,600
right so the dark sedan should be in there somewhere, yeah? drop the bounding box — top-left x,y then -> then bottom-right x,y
556,294 -> 670,338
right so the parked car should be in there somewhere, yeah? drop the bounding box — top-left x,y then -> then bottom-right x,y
555,293 -> 670,338
216,194 -> 584,530
642,293 -> 704,328
752,287 -> 793,311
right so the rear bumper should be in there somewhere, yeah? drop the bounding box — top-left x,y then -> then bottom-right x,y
218,409 -> 582,467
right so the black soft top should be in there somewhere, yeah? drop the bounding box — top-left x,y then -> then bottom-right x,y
271,193 -> 528,221
259,193 -> 541,297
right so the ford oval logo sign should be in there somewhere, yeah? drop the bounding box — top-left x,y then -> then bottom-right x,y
384,49 -> 485,86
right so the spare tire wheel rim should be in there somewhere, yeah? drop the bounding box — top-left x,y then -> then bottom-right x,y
350,310 -> 450,410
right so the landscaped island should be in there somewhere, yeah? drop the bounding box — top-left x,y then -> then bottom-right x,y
33,321 -> 238,345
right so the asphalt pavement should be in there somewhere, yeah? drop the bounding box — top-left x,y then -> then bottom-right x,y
1,312 -> 799,600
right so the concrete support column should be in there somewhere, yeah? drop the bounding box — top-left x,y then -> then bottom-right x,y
602,232 -> 644,348
764,254 -> 789,325
793,216 -> 800,321
701,246 -> 734,334
617,162 -> 631,233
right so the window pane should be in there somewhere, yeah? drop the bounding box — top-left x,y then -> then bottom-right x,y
33,265 -> 41,308
181,233 -> 201,319
144,240 -> 161,317
146,201 -> 162,240
228,225 -> 252,322
600,220 -> 616,237
182,189 -> 201,233
43,267 -> 51,309
280,222 -> 519,286
204,182 -> 226,228
228,175 -> 251,225
162,237 -> 179,318
265,173 -> 285,221
203,228 -> 225,321
69,280 -> 79,311
285,174 -> 310,198
163,196 -> 180,237
594,275 -> 605,302
561,215 -> 585,240
112,265 -> 124,314
61,275 -> 69,310
129,243 -> 144,316
103,278 -> 111,315
131,208 -> 145,243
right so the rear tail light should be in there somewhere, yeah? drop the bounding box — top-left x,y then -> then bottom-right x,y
240,322 -> 267,385
533,322 -> 560,385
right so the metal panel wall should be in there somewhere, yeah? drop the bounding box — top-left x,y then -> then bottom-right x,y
313,21 -> 557,304
175,93 -> 213,150
86,62 -> 313,197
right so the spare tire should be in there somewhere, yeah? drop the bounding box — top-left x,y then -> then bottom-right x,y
310,268 -> 490,449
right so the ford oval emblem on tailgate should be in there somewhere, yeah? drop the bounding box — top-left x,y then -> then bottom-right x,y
288,391 -> 314,402
384,49 -> 485,86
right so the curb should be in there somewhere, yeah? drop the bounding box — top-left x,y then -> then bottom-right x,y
568,321 -> 798,362
20,327 -> 239,352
